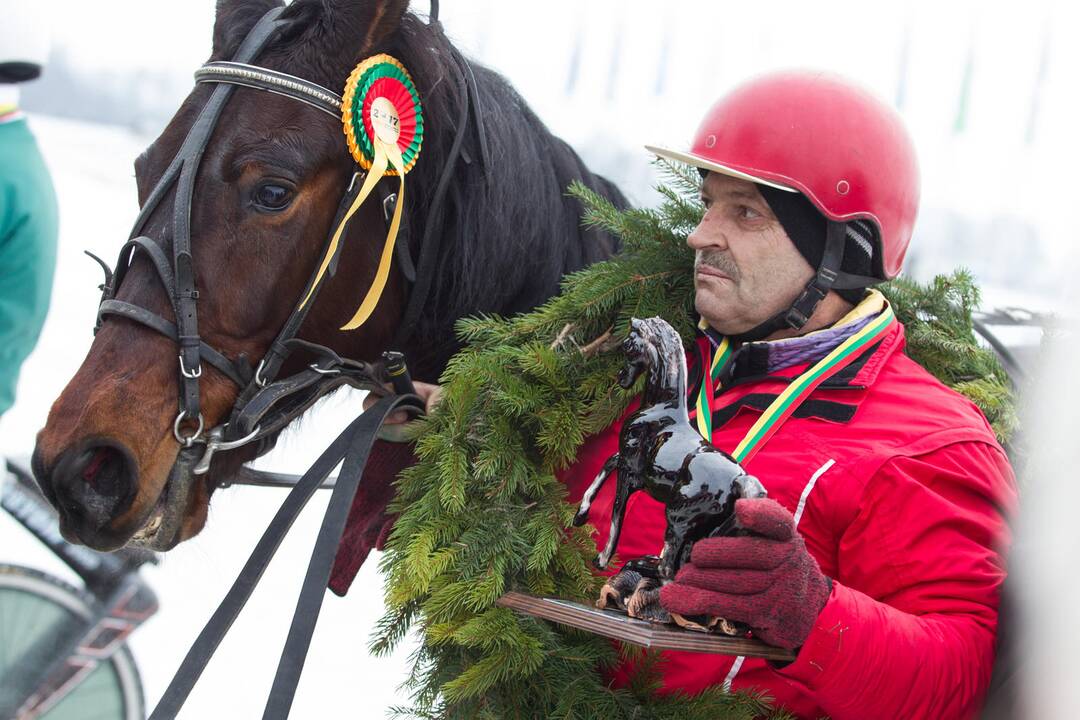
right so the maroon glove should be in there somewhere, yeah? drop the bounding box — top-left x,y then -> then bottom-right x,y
658,498 -> 830,650
328,439 -> 417,596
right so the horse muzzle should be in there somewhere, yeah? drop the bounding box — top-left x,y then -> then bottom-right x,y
32,439 -> 200,552
35,439 -> 139,551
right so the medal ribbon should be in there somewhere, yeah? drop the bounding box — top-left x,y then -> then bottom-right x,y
695,305 -> 896,464
694,323 -> 731,440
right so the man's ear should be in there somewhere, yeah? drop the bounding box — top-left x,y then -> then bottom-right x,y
211,0 -> 283,57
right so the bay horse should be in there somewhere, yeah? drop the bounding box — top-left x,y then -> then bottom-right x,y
32,0 -> 625,554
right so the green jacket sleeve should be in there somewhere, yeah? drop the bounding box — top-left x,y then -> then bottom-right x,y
0,118 -> 58,416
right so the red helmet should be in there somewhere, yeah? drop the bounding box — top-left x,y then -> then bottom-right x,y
648,70 -> 920,280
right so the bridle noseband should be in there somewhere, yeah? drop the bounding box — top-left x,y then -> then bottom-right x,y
92,6 -> 474,474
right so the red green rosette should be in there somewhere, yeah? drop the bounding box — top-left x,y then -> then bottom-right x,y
341,54 -> 423,175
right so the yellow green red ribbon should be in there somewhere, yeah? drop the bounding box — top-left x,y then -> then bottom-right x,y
694,305 -> 896,464
694,315 -> 731,440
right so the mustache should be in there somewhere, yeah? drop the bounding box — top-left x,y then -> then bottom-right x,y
695,250 -> 740,280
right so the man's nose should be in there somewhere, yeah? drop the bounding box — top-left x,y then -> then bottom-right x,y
686,214 -> 726,251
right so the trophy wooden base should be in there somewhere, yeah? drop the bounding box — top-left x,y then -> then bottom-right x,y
496,591 -> 796,662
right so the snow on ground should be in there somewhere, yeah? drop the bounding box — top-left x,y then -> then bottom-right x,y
0,115 -> 417,718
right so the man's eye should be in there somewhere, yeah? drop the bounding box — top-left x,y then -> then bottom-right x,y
253,183 -> 294,211
739,205 -> 761,219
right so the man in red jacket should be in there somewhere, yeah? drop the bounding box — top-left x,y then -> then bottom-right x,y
562,71 -> 1017,718
336,70 -> 1017,719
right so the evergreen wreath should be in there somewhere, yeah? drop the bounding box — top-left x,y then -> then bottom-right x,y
373,161 -> 1017,719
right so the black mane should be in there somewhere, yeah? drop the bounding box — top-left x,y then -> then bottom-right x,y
219,0 -> 627,378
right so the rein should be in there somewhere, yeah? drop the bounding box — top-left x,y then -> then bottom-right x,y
149,394 -> 422,720
92,5 -> 478,475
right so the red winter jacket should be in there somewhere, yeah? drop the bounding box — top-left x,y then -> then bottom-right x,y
559,319 -> 1017,719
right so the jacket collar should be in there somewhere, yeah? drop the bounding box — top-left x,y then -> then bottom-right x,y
697,289 -> 904,394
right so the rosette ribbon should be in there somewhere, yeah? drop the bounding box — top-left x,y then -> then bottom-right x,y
298,54 -> 423,331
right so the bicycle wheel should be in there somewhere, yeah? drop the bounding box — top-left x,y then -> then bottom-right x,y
0,564 -> 145,720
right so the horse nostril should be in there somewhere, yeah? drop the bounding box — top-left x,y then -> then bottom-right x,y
81,447 -> 127,497
52,443 -> 137,531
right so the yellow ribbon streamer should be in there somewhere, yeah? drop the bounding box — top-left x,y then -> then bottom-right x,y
340,138 -> 406,330
296,135 -> 407,332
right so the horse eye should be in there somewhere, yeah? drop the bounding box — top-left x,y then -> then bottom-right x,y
253,183 -> 293,212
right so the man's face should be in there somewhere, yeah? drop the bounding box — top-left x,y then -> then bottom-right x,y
690,172 -> 814,336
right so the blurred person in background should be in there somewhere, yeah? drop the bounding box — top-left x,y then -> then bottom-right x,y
0,0 -> 58,474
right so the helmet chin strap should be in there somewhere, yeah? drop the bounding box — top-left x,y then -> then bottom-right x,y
730,220 -> 849,343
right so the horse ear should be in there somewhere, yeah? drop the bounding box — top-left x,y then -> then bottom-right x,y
211,0 -> 283,57
324,0 -> 411,56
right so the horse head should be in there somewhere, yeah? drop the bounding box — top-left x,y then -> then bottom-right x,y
33,0 -> 625,552
617,319 -> 652,389
618,317 -> 686,398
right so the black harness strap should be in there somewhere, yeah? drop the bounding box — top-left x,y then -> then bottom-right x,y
195,61 -> 343,118
97,300 -> 248,387
261,398 -> 413,718
231,343 -> 383,439
148,394 -> 419,719
114,237 -> 177,312
97,231 -> 251,387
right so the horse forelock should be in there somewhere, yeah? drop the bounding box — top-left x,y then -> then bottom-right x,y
211,0 -> 285,58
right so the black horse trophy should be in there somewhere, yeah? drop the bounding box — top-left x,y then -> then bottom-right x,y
497,317 -> 792,660
573,317 -> 766,629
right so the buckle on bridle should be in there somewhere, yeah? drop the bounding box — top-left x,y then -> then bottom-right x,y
382,193 -> 398,223
254,358 -> 270,388
347,170 -> 363,193
179,354 -> 203,379
309,362 -> 340,376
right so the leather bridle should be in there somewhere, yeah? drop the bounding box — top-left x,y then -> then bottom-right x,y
92,5 -> 474,476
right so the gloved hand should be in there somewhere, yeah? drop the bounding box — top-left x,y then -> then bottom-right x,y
658,497 -> 831,650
